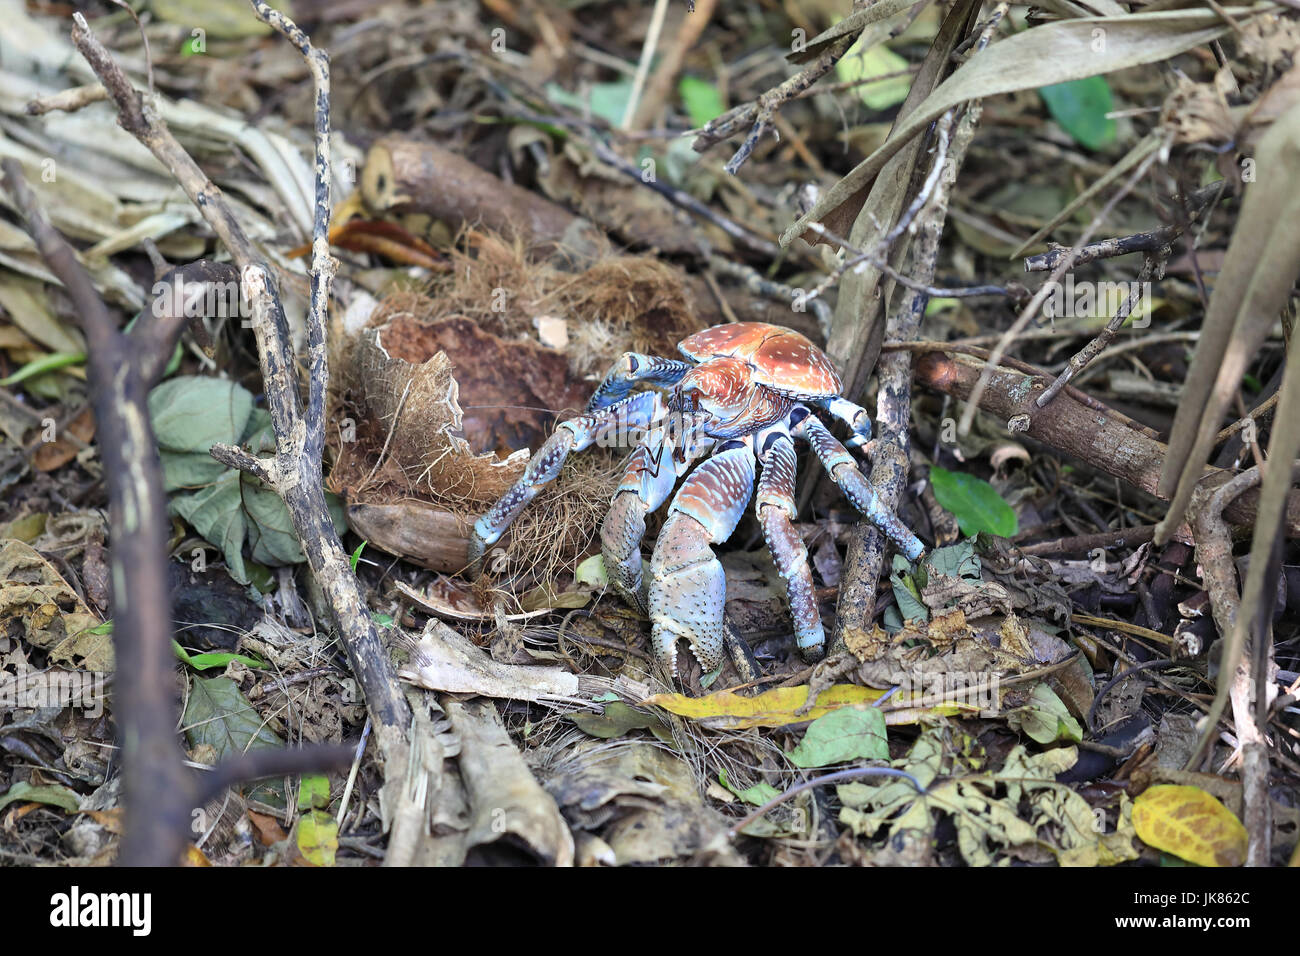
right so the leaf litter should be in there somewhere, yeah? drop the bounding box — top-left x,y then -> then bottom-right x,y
1,0 -> 1296,870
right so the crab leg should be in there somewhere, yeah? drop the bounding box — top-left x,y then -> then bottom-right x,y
468,391 -> 660,572
586,352 -> 692,411
600,437 -> 681,612
755,423 -> 825,660
792,409 -> 926,561
820,396 -> 873,453
648,438 -> 755,675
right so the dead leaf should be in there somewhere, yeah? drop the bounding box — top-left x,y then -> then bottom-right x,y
248,810 -> 287,846
642,682 -> 968,730
31,405 -> 94,472
397,619 -> 583,703
447,698 -> 575,866
785,9 -> 1234,245
1132,784 -> 1248,867
0,539 -> 108,670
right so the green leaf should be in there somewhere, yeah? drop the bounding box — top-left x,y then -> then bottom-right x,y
243,479 -> 312,566
150,376 -> 347,585
184,651 -> 266,670
574,553 -> 608,588
890,555 -> 928,622
247,561 -> 275,593
925,539 -> 981,579
184,675 -> 284,753
0,781 -> 80,814
924,297 -> 959,316
1039,77 -> 1116,151
719,769 -> 780,806
1008,682 -> 1083,744
298,774 -> 330,812
929,466 -> 1018,537
183,675 -> 286,806
159,449 -> 231,491
349,541 -> 366,573
679,75 -> 725,127
836,38 -> 912,111
0,351 -> 85,387
787,707 -> 888,768
173,639 -> 266,671
571,702 -> 673,743
545,81 -> 635,127
170,469 -> 251,582
149,375 -> 253,454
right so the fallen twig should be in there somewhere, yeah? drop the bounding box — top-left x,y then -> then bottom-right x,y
23,83 -> 108,115
913,351 -> 1300,536
0,160 -> 357,865
957,146 -> 1161,437
1036,252 -> 1166,406
1186,462 -> 1297,866
64,6 -> 415,842
1022,181 -> 1224,274
834,100 -> 976,640
691,0 -> 898,175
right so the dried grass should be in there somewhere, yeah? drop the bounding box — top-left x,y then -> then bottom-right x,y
331,228 -> 699,589
423,229 -> 699,380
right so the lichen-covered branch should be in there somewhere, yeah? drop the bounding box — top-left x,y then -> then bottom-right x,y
68,7 -> 413,832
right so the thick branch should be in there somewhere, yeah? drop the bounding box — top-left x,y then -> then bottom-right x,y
68,8 -> 412,826
1,162 -> 355,865
914,351 -> 1300,536
1,158 -> 185,866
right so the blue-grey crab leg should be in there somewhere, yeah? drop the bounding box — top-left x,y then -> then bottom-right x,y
755,422 -> 825,661
792,408 -> 926,562
586,353 -> 692,411
468,391 -> 660,572
819,396 -> 873,453
648,438 -> 755,675
600,435 -> 682,612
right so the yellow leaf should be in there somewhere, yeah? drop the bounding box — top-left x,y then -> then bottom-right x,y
182,844 -> 212,867
1132,785 -> 1247,867
642,683 -> 964,730
837,40 -> 912,111
296,810 -> 338,867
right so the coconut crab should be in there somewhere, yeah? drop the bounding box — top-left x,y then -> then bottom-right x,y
468,322 -> 926,676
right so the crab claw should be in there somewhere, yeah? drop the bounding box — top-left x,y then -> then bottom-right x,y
650,612 -> 726,678
648,512 -> 729,678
